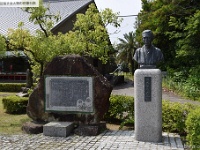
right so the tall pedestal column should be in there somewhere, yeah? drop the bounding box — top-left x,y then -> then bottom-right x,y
134,69 -> 162,142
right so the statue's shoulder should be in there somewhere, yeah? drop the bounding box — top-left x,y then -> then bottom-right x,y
136,47 -> 142,51
154,46 -> 164,60
136,47 -> 144,52
135,48 -> 141,54
154,46 -> 161,51
154,47 -> 163,55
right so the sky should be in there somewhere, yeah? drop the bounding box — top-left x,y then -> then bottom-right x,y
94,0 -> 142,44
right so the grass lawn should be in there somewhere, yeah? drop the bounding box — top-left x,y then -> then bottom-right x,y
0,92 -> 31,135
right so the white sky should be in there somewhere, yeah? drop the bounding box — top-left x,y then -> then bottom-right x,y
94,0 -> 142,44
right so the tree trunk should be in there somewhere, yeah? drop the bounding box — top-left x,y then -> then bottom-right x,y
40,62 -> 44,77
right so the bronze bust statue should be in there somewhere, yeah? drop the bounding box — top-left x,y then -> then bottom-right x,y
133,30 -> 164,69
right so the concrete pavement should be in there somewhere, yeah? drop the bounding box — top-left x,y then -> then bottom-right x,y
0,130 -> 184,150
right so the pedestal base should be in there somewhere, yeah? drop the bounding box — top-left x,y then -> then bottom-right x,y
74,122 -> 106,136
134,69 -> 162,142
43,121 -> 74,137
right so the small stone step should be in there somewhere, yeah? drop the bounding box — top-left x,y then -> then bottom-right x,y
43,121 -> 74,137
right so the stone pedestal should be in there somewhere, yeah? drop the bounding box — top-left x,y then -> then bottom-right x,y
22,121 -> 45,134
43,122 -> 74,137
134,69 -> 162,142
74,122 -> 106,136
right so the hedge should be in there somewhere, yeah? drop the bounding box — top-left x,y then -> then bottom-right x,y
104,95 -> 134,122
162,100 -> 196,135
2,96 -> 28,114
106,95 -> 197,133
186,107 -> 200,149
0,83 -> 26,92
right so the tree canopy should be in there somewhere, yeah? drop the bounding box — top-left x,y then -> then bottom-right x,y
67,4 -> 121,64
5,1 -> 121,78
136,0 -> 200,70
0,35 -> 6,55
135,0 -> 200,97
116,32 -> 137,74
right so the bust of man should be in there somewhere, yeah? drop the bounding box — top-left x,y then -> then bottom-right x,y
133,30 -> 164,69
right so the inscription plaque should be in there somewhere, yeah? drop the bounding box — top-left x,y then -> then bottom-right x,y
144,77 -> 151,102
45,76 -> 94,113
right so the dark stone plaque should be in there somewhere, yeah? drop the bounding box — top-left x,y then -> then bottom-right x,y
45,76 -> 93,113
144,77 -> 151,102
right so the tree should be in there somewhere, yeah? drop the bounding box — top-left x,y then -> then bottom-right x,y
167,10 -> 200,68
135,0 -> 200,96
116,32 -> 137,74
136,0 -> 175,69
136,0 -> 200,70
6,2 -> 122,79
69,3 -> 121,64
7,0 -> 61,78
0,35 -> 6,55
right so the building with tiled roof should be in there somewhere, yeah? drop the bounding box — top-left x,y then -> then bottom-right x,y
0,0 -> 94,36
0,0 -> 95,82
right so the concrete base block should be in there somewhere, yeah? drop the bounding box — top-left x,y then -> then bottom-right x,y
74,122 -> 106,136
134,69 -> 162,142
22,121 -> 45,134
43,121 -> 74,137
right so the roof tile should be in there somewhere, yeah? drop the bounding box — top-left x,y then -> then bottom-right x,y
0,0 -> 93,36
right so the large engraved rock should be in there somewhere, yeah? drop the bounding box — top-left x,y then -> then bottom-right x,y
27,55 -> 112,123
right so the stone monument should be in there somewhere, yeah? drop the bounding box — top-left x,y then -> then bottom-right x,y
133,30 -> 164,142
24,55 -> 112,136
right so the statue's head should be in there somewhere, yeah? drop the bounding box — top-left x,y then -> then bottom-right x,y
142,30 -> 154,47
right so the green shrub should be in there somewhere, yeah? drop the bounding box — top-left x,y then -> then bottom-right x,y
162,100 -> 195,135
105,95 -> 134,128
186,107 -> 200,149
163,68 -> 200,101
105,95 -> 197,135
0,83 -> 26,92
2,96 -> 28,114
183,82 -> 200,101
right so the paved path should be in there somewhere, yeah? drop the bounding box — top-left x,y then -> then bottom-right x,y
0,130 -> 184,150
112,81 -> 200,105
